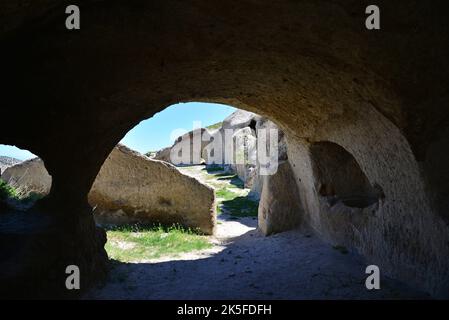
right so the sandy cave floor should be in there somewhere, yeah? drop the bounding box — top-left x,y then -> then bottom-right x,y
84,166 -> 427,300
84,213 -> 427,299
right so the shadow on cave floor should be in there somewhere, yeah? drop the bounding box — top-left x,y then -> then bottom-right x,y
84,213 -> 429,300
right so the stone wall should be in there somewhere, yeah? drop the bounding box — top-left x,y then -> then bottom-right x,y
154,128 -> 211,165
285,106 -> 449,297
1,157 -> 51,196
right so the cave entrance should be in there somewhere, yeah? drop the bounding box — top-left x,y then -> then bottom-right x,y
97,102 -> 272,264
82,101 -> 313,299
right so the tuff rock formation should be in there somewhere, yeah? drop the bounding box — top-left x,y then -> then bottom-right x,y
0,156 -> 21,175
258,161 -> 302,235
1,0 -> 449,298
153,147 -> 171,163
154,128 -> 211,165
202,110 -> 286,193
91,145 -> 215,234
1,157 -> 51,196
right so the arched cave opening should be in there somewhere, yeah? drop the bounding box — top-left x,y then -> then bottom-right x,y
79,102 -> 316,299
1,1 -> 449,299
91,102 -> 299,265
310,141 -> 381,209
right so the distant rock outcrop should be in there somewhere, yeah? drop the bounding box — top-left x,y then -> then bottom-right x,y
221,109 -> 261,131
1,157 -> 50,196
0,156 -> 21,175
202,110 -> 287,198
150,110 -> 291,228
153,146 -> 171,162
154,128 -> 211,165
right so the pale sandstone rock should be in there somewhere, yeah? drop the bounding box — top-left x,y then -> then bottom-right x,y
2,145 -> 216,234
154,128 -> 211,165
230,127 -> 257,187
0,156 -> 21,176
258,161 -> 302,235
4,1 -> 449,296
153,147 -> 171,162
1,157 -> 51,196
91,145 -> 215,234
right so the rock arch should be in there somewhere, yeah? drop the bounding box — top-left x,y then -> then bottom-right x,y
1,1 -> 449,297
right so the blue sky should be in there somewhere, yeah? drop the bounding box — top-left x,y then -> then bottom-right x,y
120,102 -> 235,153
0,102 -> 236,160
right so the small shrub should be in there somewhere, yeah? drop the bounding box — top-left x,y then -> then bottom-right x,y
216,188 -> 238,201
0,179 -> 17,201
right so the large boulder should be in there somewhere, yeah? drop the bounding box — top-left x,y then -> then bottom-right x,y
2,145 -> 216,234
91,145 -> 215,234
230,127 -> 257,187
221,109 -> 261,131
154,128 -> 211,165
1,157 -> 51,196
258,161 -> 302,236
203,110 -> 287,194
204,110 -> 261,180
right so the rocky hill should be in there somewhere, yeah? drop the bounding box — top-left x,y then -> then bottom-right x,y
0,156 -> 21,175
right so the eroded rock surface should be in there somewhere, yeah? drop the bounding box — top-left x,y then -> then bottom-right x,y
91,145 -> 215,235
2,145 -> 216,234
1,0 -> 449,298
1,157 -> 50,195
202,110 -> 287,193
258,161 -> 302,235
0,156 -> 21,175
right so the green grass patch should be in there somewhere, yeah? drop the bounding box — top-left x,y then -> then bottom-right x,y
206,122 -> 223,130
0,180 -> 45,210
208,173 -> 244,189
221,196 -> 259,217
105,224 -> 212,262
216,188 -> 239,201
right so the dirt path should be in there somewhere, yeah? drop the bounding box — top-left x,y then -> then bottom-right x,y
84,166 -> 426,299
